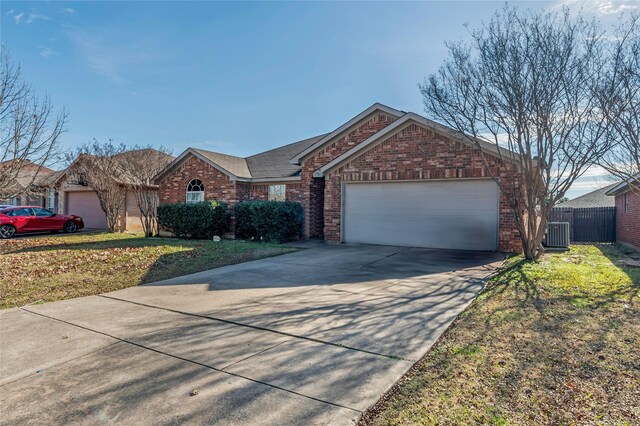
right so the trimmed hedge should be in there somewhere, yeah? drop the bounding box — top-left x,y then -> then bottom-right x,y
157,201 -> 229,239
234,201 -> 304,243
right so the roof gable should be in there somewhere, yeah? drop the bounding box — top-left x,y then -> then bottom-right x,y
0,159 -> 56,189
314,113 -> 517,177
155,134 -> 327,183
605,173 -> 640,196
56,149 -> 175,187
288,103 -> 404,165
153,148 -> 246,183
191,148 -> 251,178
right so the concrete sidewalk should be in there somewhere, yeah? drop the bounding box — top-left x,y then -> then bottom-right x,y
0,244 -> 502,425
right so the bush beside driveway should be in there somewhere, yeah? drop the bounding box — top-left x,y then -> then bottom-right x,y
0,233 -> 295,309
360,245 -> 640,425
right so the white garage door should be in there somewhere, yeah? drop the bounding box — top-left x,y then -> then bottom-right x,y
343,180 -> 499,251
66,191 -> 108,229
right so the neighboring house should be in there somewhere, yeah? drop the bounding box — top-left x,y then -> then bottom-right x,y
0,159 -> 59,210
606,176 -> 640,250
156,103 -> 522,252
51,149 -> 174,231
557,184 -> 617,208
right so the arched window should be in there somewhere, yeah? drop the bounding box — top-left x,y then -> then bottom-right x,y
186,179 -> 205,203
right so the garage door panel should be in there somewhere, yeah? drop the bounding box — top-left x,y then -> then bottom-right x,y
66,191 -> 108,229
343,180 -> 499,251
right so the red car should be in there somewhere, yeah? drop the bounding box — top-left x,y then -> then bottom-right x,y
0,206 -> 84,239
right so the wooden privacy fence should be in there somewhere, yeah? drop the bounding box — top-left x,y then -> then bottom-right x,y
549,207 -> 616,243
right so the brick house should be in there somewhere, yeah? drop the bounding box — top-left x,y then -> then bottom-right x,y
49,149 -> 174,231
156,103 -> 522,252
606,176 -> 640,250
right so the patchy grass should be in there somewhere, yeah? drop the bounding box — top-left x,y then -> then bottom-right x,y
361,245 -> 640,425
0,232 -> 296,309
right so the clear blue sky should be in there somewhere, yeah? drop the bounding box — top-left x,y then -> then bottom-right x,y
1,1 -> 630,198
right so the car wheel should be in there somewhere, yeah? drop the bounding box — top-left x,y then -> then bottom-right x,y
0,225 -> 16,239
63,221 -> 78,233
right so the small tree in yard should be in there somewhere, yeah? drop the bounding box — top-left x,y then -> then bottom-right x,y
0,47 -> 67,199
598,16 -> 640,191
119,146 -> 173,237
420,7 -> 612,260
67,140 -> 128,232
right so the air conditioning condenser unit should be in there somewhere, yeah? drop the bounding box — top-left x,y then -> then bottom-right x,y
544,222 -> 570,248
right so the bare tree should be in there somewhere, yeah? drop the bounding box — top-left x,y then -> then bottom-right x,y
67,140 -> 128,232
420,7 -> 610,260
119,146 -> 173,237
598,15 -> 640,191
0,47 -> 68,199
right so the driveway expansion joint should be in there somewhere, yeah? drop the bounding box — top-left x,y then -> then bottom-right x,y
19,307 -> 363,414
98,294 -> 411,362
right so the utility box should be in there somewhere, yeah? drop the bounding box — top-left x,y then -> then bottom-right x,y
544,222 -> 570,248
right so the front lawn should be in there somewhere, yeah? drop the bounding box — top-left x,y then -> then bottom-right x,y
361,245 -> 640,425
0,232 -> 296,309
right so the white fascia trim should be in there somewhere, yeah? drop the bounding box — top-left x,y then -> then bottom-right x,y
605,173 -> 640,196
313,113 -> 416,177
153,149 -> 190,184
289,103 -> 404,165
313,113 -> 516,178
153,148 -> 239,184
188,149 -> 239,179
233,176 -> 302,183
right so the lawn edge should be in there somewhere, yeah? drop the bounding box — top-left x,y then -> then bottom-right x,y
1,234 -> 299,310
138,244 -> 300,286
356,254 -> 512,425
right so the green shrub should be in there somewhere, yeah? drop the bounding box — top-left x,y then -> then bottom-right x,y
234,202 -> 258,240
234,201 -> 303,243
157,201 -> 229,239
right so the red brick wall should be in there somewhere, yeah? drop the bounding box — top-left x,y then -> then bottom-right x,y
158,156 -> 237,204
245,183 -> 304,203
236,182 -> 251,202
300,112 -> 399,237
616,191 -> 640,250
323,122 -> 522,253
158,156 -> 307,205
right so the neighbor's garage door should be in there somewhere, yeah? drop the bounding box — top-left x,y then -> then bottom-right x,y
66,191 -> 108,229
343,180 -> 499,251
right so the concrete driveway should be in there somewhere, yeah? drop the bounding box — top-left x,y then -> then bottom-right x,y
0,243 -> 503,425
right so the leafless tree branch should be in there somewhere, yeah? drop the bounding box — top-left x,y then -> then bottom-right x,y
420,6 -> 611,260
597,15 -> 640,192
0,46 -> 68,199
66,140 -> 128,232
119,146 -> 173,237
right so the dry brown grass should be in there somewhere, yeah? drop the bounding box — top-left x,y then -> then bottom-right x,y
0,232 -> 295,309
362,245 -> 640,425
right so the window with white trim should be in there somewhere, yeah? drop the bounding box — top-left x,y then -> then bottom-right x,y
186,179 -> 205,203
268,184 -> 286,202
47,188 -> 57,212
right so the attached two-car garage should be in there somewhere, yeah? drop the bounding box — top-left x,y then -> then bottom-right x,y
342,179 -> 500,251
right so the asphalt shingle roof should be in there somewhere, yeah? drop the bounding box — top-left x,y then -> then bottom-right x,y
558,183 -> 617,208
189,134 -> 327,179
191,149 -> 252,178
246,134 -> 328,178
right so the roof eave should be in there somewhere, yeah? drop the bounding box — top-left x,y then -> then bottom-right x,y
153,148 -> 244,184
289,103 -> 404,165
605,174 -> 640,196
314,113 -> 519,177
234,176 -> 302,183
